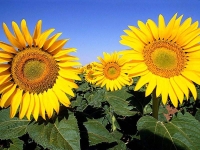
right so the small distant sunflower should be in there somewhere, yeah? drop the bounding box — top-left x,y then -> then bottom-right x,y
83,62 -> 96,73
93,52 -> 131,91
0,19 -> 81,120
84,69 -> 96,84
120,13 -> 200,107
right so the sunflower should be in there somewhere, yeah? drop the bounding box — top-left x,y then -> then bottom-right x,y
83,62 -> 96,73
84,69 -> 96,84
120,13 -> 200,107
0,19 -> 81,120
93,52 -> 131,91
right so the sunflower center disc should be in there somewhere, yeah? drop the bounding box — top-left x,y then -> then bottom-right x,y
104,63 -> 121,80
88,70 -> 95,80
11,47 -> 59,93
144,41 -> 186,78
151,48 -> 177,70
24,60 -> 46,81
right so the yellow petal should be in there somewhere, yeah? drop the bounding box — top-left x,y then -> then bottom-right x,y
134,72 -> 152,91
56,77 -> 75,97
59,69 -> 81,81
21,19 -> 33,46
0,51 -> 14,58
178,28 -> 200,46
0,82 -> 13,93
145,74 -> 157,97
119,38 -> 144,52
33,20 -> 42,46
175,17 -> 192,41
0,64 -> 10,72
168,15 -> 183,41
26,93 -> 34,120
47,89 -> 60,114
173,76 -> 189,99
38,28 -> 55,48
0,57 -> 11,63
121,51 -> 144,61
184,44 -> 200,52
43,33 -> 62,50
161,78 -> 169,105
129,69 -> 149,78
47,39 -> 68,52
181,70 -> 200,85
165,13 -> 177,39
58,77 -> 78,89
183,36 -> 200,49
138,20 -> 153,42
0,84 -> 17,107
0,71 -> 11,85
123,29 -> 137,38
19,91 -> 30,119
38,93 -> 46,120
169,78 -> 184,104
176,21 -> 199,44
43,91 -> 53,119
32,94 -> 40,121
0,42 -> 17,53
156,76 -> 163,97
128,63 -> 147,75
158,14 -> 166,39
12,21 -> 26,48
53,48 -> 77,58
147,19 -> 159,40
168,82 -> 178,107
106,79 -> 111,91
10,88 -> 23,118
58,61 -> 81,67
180,75 -> 197,100
4,91 -> 16,108
186,49 -> 200,58
129,26 -> 148,44
53,85 -> 71,107
55,55 -> 79,62
3,23 -> 23,50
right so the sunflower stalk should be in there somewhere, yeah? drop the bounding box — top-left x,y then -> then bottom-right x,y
152,89 -> 161,120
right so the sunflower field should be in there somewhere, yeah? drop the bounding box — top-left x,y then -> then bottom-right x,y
0,13 -> 200,150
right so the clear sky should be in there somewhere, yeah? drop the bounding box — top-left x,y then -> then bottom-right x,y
0,0 -> 200,65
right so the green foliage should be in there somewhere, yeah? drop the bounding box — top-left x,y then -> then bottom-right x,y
0,78 -> 200,149
0,109 -> 29,139
27,113 -> 80,150
84,120 -> 115,146
105,89 -> 137,116
9,138 -> 23,150
137,112 -> 200,150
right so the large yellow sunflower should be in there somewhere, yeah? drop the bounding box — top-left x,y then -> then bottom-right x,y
0,19 -> 81,120
120,13 -> 200,107
93,52 -> 131,91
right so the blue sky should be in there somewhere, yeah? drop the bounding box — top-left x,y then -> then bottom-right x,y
0,0 -> 200,65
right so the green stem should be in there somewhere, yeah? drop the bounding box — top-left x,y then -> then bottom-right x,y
152,89 -> 161,120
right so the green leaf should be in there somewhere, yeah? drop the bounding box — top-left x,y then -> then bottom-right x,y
109,130 -> 126,150
86,89 -> 105,107
0,108 -> 29,139
9,138 -> 23,150
76,82 -> 90,92
84,120 -> 115,146
104,89 -> 136,116
27,114 -> 80,150
195,109 -> 200,122
71,95 -> 87,111
137,112 -> 200,150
